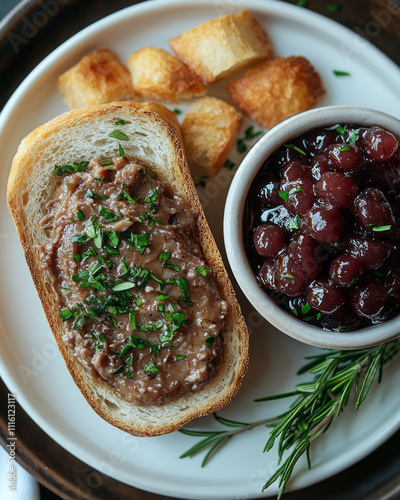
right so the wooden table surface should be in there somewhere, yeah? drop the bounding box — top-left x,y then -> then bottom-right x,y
1,1 -> 400,499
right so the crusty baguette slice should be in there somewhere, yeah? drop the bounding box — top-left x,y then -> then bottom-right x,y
181,97 -> 242,175
58,49 -> 136,109
169,11 -> 273,84
7,102 -> 249,437
126,47 -> 206,103
227,56 -> 326,129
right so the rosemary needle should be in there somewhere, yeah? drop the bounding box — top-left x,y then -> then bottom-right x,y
179,340 -> 400,498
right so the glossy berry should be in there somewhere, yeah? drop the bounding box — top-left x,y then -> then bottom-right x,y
251,176 -> 281,207
329,255 -> 364,287
348,238 -> 391,269
281,160 -> 310,183
314,172 -> 358,207
385,270 -> 400,298
280,179 -> 314,215
311,153 -> 333,181
257,261 -> 276,290
302,204 -> 345,243
274,251 -> 307,297
305,279 -> 345,314
288,234 -> 322,281
351,280 -> 387,318
352,188 -> 394,230
301,127 -> 339,154
327,143 -> 362,173
363,129 -> 398,162
253,223 -> 286,258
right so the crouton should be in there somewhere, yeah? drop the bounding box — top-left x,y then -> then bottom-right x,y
181,97 -> 242,175
58,49 -> 135,109
126,47 -> 206,104
226,56 -> 325,129
169,11 -> 272,84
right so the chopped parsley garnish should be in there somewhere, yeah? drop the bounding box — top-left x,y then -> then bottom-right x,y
281,274 -> 294,279
85,189 -> 108,200
289,214 -> 301,230
117,186 -> 139,204
145,362 -> 160,373
237,126 -> 263,154
157,294 -> 171,301
297,0 -> 307,6
159,252 -> 181,272
60,288 -> 69,293
176,355 -> 186,361
224,159 -> 236,170
109,130 -> 129,141
55,161 -> 89,176
336,125 -> 346,135
101,161 -> 113,166
114,119 -> 126,125
195,265 -> 211,277
144,188 -> 160,203
60,308 -> 73,320
118,143 -> 125,157
173,108 -> 182,115
205,336 -> 216,348
346,129 -> 359,144
279,187 -> 303,202
333,70 -> 351,77
99,206 -> 119,222
176,277 -> 192,306
124,232 -> 149,254
138,212 -> 163,226
372,225 -> 392,232
340,145 -> 350,152
106,231 -> 119,247
112,281 -> 136,292
76,209 -> 85,221
328,3 -> 341,12
284,144 -> 307,156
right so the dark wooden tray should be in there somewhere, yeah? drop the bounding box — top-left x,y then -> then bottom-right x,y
1,0 -> 400,498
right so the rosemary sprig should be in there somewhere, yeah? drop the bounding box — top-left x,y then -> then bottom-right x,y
179,340 -> 400,498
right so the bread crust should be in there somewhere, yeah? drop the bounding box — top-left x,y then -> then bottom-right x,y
181,97 -> 243,175
126,47 -> 206,103
7,101 -> 249,437
58,49 -> 136,109
227,56 -> 326,128
169,11 -> 272,84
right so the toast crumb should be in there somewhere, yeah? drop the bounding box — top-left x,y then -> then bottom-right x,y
227,56 -> 326,129
181,97 -> 243,175
126,47 -> 206,104
169,11 -> 273,84
58,49 -> 136,109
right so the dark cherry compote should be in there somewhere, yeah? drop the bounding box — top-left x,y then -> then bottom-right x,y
244,123 -> 400,332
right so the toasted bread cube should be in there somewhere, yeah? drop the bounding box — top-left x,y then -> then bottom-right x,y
181,97 -> 242,175
169,11 -> 272,84
58,49 -> 135,109
227,56 -> 326,129
126,47 -> 206,104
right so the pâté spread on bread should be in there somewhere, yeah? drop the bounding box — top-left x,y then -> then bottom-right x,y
7,102 -> 248,436
40,152 -> 226,405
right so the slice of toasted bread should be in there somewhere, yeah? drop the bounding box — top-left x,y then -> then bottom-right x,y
181,97 -> 243,175
126,47 -> 206,103
58,49 -> 136,109
227,56 -> 326,129
7,102 -> 248,437
169,11 -> 272,84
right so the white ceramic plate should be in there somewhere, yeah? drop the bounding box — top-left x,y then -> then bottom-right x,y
1,1 -> 400,499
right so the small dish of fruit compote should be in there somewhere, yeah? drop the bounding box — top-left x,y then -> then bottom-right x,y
224,106 -> 400,348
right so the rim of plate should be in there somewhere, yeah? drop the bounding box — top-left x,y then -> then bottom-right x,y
1,1 -> 400,498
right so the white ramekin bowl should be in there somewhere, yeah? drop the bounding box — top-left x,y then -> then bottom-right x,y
224,105 -> 400,349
